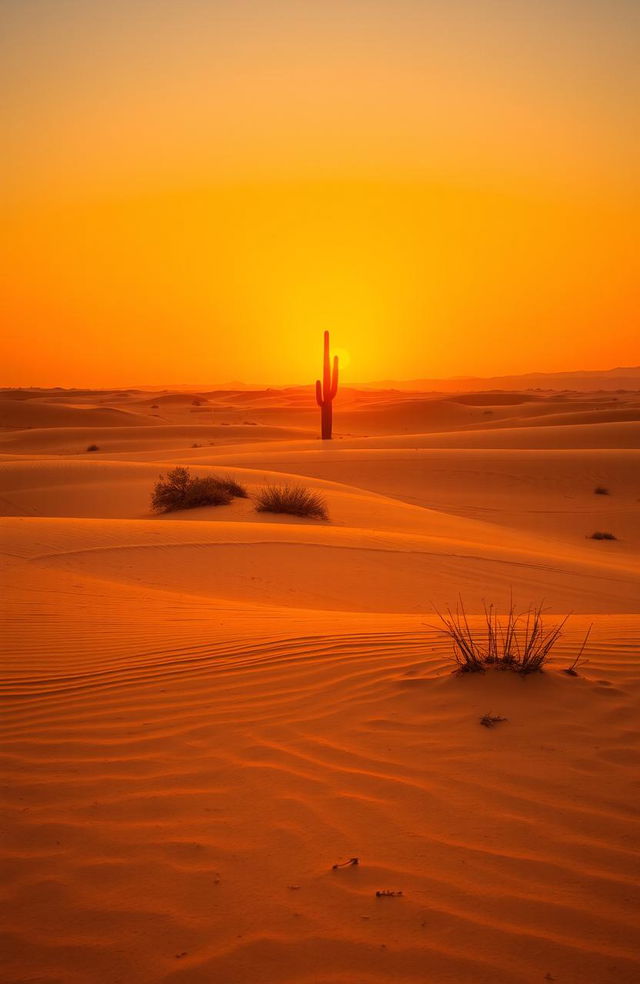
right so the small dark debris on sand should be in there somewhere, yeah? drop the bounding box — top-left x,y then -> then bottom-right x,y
480,713 -> 508,728
332,857 -> 359,870
376,890 -> 403,898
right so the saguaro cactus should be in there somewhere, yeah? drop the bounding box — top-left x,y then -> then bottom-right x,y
315,330 -> 339,440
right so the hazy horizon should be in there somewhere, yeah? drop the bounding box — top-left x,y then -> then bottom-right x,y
3,364 -> 640,394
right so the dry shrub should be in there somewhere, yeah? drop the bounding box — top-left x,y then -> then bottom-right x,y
589,531 -> 617,540
218,474 -> 249,499
435,598 -> 584,674
479,713 -> 507,728
151,466 -> 246,513
254,484 -> 328,520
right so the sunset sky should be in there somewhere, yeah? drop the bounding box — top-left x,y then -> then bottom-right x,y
2,0 -> 639,386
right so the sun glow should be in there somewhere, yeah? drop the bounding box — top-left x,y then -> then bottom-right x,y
1,0 -> 638,386
333,348 -> 351,372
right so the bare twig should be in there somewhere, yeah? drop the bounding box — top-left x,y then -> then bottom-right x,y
332,857 -> 359,870
563,623 -> 593,676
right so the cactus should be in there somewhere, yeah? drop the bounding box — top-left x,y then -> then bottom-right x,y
315,330 -> 339,440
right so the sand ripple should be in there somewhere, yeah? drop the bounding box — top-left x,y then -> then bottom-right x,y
3,607 -> 640,984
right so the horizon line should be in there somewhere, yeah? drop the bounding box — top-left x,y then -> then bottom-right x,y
2,365 -> 639,392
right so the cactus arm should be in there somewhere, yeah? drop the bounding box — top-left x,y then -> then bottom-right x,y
323,330 -> 331,396
315,379 -> 324,407
330,356 -> 339,399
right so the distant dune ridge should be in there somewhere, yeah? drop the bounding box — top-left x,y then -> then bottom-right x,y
1,381 -> 640,984
364,365 -> 640,392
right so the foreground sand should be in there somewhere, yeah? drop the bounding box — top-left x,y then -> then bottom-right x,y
1,386 -> 639,983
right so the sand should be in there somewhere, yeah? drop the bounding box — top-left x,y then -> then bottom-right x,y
1,385 -> 639,984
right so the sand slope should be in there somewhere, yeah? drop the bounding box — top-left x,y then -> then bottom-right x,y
0,398 -> 156,430
2,559 -> 639,984
2,386 -> 639,984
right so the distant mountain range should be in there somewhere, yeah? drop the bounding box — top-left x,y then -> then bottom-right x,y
362,367 -> 640,393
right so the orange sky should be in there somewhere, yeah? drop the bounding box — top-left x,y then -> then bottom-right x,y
1,0 -> 639,386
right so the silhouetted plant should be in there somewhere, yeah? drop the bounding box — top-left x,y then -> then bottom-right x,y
86,444 -> 99,452
589,531 -> 617,540
434,598 -> 583,674
151,466 -> 240,512
594,486 -> 609,495
315,330 -> 339,440
254,484 -> 328,520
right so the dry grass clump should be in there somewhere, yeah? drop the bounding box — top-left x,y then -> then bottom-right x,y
86,444 -> 99,452
594,486 -> 609,495
254,484 -> 328,520
435,598 -> 579,674
218,474 -> 249,499
151,466 -> 246,513
589,531 -> 617,540
479,713 -> 507,728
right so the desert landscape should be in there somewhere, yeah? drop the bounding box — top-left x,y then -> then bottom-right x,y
3,0 -> 640,980
2,374 -> 640,984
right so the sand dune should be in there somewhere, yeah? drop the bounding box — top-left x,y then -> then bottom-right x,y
471,406 -> 640,429
336,419 -> 640,448
2,386 -> 639,983
170,446 -> 640,550
0,397 -> 157,430
2,508 -> 638,614
0,422 -> 314,455
3,385 -> 637,445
